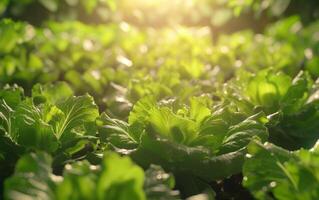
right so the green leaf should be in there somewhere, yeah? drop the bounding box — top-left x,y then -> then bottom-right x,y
144,165 -> 180,200
52,94 -> 99,139
269,100 -> 319,150
32,82 -> 74,105
0,99 -> 18,143
128,96 -> 214,146
55,160 -> 97,200
217,117 -> 268,155
0,19 -> 27,54
243,141 -> 319,200
98,112 -> 138,150
281,71 -> 312,115
56,152 -> 146,200
306,57 -> 319,77
5,151 -> 148,200
97,152 -> 146,200
1,93 -> 58,153
132,131 -> 246,181
189,96 -> 212,125
246,70 -> 291,113
0,85 -> 24,109
148,107 -> 197,144
4,151 -> 60,200
128,96 -> 156,127
14,99 -> 59,152
0,93 -> 25,176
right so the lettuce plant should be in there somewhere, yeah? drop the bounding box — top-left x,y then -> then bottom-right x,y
243,140 -> 319,200
0,82 -> 99,173
4,151 -> 179,200
225,69 -> 319,150
98,96 -> 268,181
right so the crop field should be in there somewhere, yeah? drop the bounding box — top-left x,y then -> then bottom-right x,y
1,0 -> 319,199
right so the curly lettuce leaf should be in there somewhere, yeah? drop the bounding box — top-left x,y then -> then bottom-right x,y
243,140 -> 319,200
51,94 -> 99,140
132,130 -> 246,181
98,113 -> 139,150
0,83 -> 100,168
227,70 -> 319,150
14,99 -> 59,152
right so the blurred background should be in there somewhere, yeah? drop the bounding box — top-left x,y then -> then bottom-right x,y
0,0 -> 319,117
1,0 -> 319,31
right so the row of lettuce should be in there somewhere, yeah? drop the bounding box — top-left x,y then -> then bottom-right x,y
1,65 -> 319,199
1,16 -> 319,116
1,16 -> 319,199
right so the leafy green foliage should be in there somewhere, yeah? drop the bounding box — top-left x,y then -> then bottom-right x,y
144,165 -> 180,200
243,70 -> 312,114
224,69 -> 319,150
57,152 -> 146,200
99,96 -> 268,181
243,140 -> 319,200
4,151 -> 179,200
1,1 -> 319,199
0,83 -> 99,173
4,151 -> 58,200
